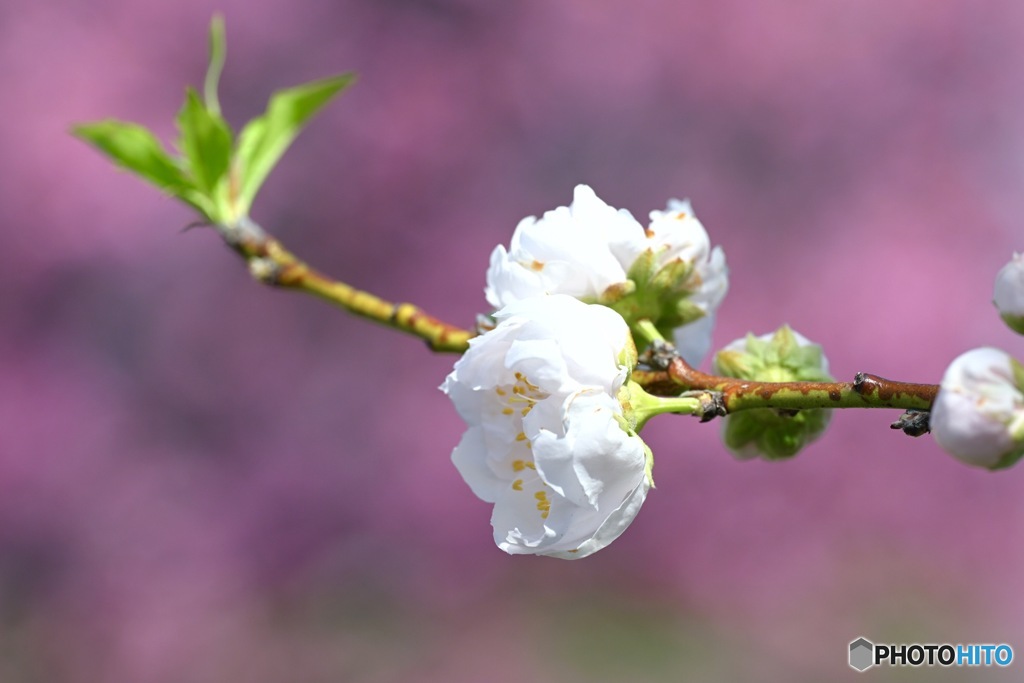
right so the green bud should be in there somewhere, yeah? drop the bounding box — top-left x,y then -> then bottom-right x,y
722,406 -> 832,460
713,325 -> 834,460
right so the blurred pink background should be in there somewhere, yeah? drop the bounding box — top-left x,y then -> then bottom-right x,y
3,0 -> 1023,681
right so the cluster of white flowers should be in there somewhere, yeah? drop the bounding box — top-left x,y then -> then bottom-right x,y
442,186 -> 728,558
485,185 -> 728,367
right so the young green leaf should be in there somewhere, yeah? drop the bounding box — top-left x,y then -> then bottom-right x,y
73,120 -> 191,191
235,73 -> 356,215
176,88 -> 233,218
72,120 -> 213,216
204,14 -> 227,116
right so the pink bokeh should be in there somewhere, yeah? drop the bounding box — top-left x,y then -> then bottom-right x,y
2,0 -> 1023,680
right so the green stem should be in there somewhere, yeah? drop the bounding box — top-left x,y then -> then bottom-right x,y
204,14 -> 227,116
633,356 -> 937,413
627,380 -> 702,430
633,319 -> 666,347
226,219 -> 474,353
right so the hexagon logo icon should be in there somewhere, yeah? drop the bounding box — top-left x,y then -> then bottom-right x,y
849,637 -> 875,672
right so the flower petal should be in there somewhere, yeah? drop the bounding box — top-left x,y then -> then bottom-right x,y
546,477 -> 650,559
451,426 -> 509,503
530,391 -> 647,510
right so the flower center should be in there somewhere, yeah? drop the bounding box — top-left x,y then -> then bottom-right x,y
493,372 -> 555,519
495,372 -> 548,419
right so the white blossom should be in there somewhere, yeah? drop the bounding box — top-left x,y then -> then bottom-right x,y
484,185 -> 638,309
994,252 -> 1024,334
485,185 -> 728,366
643,199 -> 729,315
930,347 -> 1024,469
442,295 -> 650,558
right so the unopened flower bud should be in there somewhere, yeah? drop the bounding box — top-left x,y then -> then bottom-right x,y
930,347 -> 1024,469
994,252 -> 1024,335
713,326 -> 833,460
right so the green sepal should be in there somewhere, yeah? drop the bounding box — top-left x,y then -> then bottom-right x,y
672,299 -> 705,328
619,331 -> 638,376
714,324 -> 833,383
651,257 -> 694,295
235,73 -> 357,216
1012,419 -> 1024,444
613,381 -> 655,487
722,407 -> 831,460
790,345 -> 825,377
1012,357 -> 1024,393
599,280 -> 636,305
989,443 -> 1024,471
71,120 -> 211,216
713,349 -> 750,379
611,248 -> 707,338
771,325 -> 798,357
643,440 -> 656,488
625,247 -> 657,287
1000,313 -> 1024,336
742,333 -> 769,361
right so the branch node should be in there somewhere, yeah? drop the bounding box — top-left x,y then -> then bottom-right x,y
639,339 -> 679,371
890,409 -> 931,437
681,390 -> 727,422
852,371 -> 871,394
248,256 -> 281,284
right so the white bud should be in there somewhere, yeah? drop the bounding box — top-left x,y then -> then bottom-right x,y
930,347 -> 1024,469
994,252 -> 1024,335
